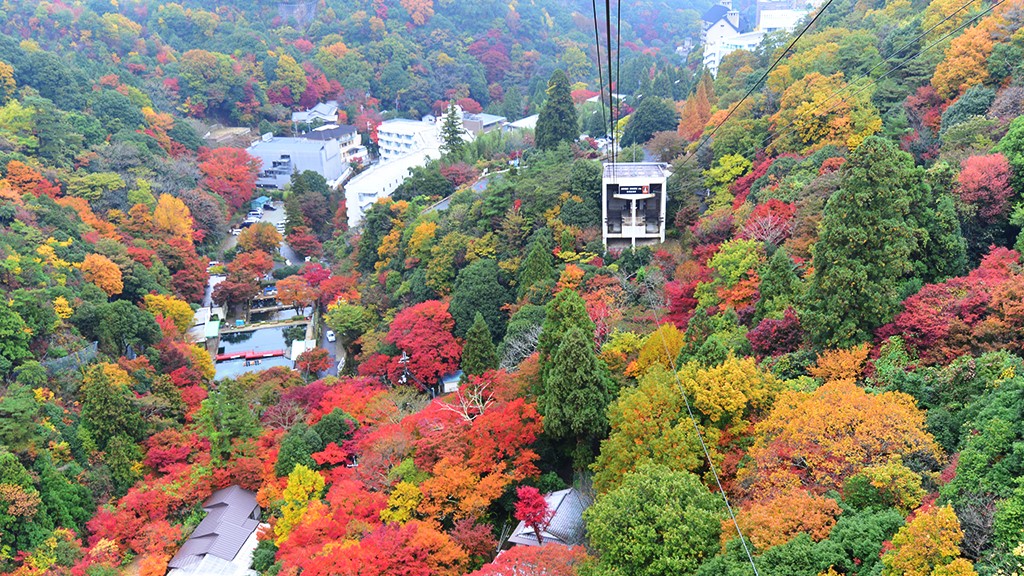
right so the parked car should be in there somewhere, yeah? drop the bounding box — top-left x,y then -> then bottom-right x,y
230,228 -> 242,236
263,203 -> 276,211
326,330 -> 336,343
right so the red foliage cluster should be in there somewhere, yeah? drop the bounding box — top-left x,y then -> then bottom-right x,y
747,308 -> 804,358
440,163 -> 479,187
880,247 -> 1022,363
198,147 -> 261,212
741,199 -> 796,245
957,154 -> 1014,220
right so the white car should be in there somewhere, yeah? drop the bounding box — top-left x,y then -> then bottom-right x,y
325,330 -> 336,343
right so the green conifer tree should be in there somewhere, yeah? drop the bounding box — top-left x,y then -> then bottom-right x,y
440,102 -> 466,157
801,137 -> 921,349
755,248 -> 801,322
536,70 -> 578,150
450,259 -> 510,338
537,288 -> 596,378
540,325 -> 613,466
517,240 -> 555,299
461,312 -> 498,376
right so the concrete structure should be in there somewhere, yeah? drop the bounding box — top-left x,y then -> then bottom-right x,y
376,119 -> 441,163
462,112 -> 507,136
167,486 -> 263,576
291,101 -> 338,125
344,148 -> 440,227
247,133 -> 346,189
301,124 -> 364,166
602,163 -> 669,250
508,488 -> 590,547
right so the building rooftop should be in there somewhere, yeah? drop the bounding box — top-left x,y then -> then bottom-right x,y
378,119 -> 439,136
507,488 -> 590,547
302,124 -> 358,141
603,162 -> 669,179
168,486 -> 260,571
703,4 -> 731,23
247,136 -> 330,155
506,114 -> 540,130
463,112 -> 507,125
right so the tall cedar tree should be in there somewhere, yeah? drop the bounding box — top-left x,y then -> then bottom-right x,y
540,325 -> 613,466
440,102 -> 466,157
537,288 -> 595,379
461,312 -> 498,376
450,259 -> 510,339
802,137 -> 923,349
536,70 -> 578,150
755,248 -> 801,323
517,239 -> 555,299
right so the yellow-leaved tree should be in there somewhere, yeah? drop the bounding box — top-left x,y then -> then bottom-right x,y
152,194 -> 194,241
143,294 -> 194,336
881,505 -> 977,576
275,465 -> 325,544
769,72 -> 881,154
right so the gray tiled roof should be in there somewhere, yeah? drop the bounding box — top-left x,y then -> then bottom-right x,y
508,488 -> 590,547
168,486 -> 261,570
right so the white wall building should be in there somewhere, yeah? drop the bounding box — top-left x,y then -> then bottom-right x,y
376,119 -> 442,163
701,0 -> 819,75
344,147 -> 441,227
602,163 -> 669,250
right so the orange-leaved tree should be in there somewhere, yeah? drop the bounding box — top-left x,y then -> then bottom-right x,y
79,253 -> 124,297
731,488 -> 842,549
739,380 -> 941,496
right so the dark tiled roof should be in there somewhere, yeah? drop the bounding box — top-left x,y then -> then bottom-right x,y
302,125 -> 358,141
703,4 -> 729,22
167,486 -> 261,569
508,488 -> 590,547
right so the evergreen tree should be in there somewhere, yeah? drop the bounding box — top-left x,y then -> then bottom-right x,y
517,239 -> 555,299
79,366 -> 143,452
540,326 -> 613,466
450,259 -> 510,339
536,70 -> 578,150
801,137 -> 921,349
915,193 -> 968,283
198,378 -> 259,464
621,97 -> 679,147
275,423 -> 324,477
537,288 -> 596,378
462,312 -> 498,376
755,248 -> 802,322
311,408 -> 358,446
996,116 -> 1024,195
440,102 -> 466,157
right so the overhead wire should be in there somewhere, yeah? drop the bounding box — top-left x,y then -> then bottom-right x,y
591,0 -> 607,151
677,0 -> 838,170
604,0 -> 615,170
641,276 -> 761,576
610,0 -> 618,163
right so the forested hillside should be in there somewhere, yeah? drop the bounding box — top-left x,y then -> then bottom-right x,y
2,0 -> 1024,575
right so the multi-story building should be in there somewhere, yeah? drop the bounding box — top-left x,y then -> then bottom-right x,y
376,119 -> 442,163
301,124 -> 364,166
701,0 -> 764,76
462,112 -> 507,136
602,163 -> 669,250
344,148 -> 441,227
247,133 -> 345,189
